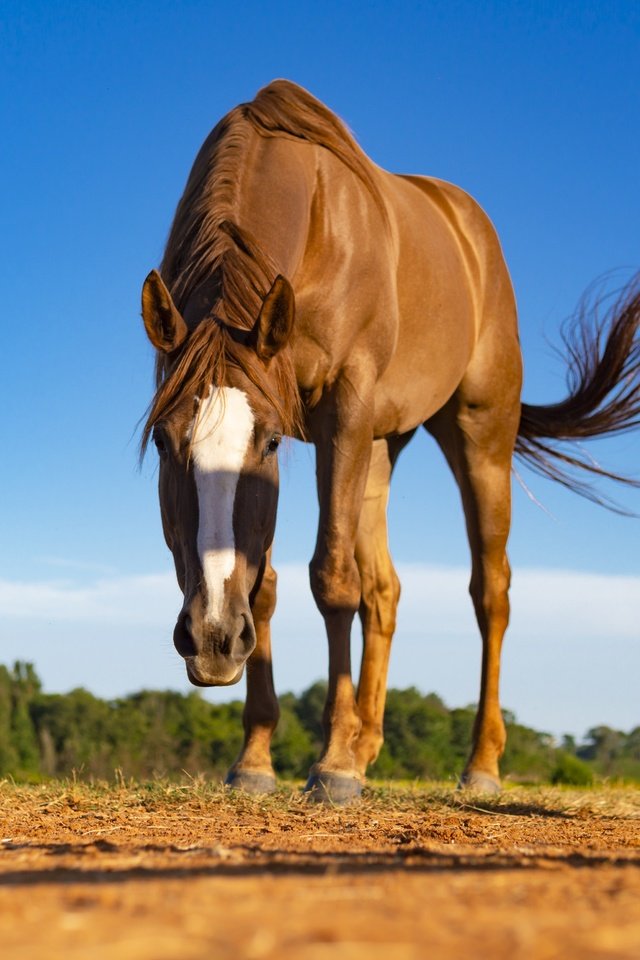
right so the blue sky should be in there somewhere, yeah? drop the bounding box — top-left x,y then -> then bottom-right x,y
1,1 -> 638,739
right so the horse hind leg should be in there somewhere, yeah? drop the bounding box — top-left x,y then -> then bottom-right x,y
425,381 -> 520,792
353,434 -> 413,775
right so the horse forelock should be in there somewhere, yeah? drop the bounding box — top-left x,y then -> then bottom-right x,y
140,317 -> 303,461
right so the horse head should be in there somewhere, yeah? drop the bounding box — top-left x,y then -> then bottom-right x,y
140,270 -> 296,686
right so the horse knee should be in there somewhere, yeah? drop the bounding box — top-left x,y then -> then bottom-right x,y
310,553 -> 361,616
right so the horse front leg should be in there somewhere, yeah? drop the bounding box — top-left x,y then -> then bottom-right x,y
305,372 -> 374,802
225,550 -> 279,794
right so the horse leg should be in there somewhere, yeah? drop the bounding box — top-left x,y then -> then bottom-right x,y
426,382 -> 520,792
225,550 -> 279,793
305,372 -> 375,802
353,434 -> 412,775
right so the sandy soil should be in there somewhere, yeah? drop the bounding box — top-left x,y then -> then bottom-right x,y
1,781 -> 639,959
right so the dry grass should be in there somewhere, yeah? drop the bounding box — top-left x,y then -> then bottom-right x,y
1,777 -> 639,825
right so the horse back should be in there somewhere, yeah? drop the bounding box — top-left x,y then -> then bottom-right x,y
362,172 -> 515,434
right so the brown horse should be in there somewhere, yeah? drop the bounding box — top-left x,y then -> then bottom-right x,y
140,80 -> 640,800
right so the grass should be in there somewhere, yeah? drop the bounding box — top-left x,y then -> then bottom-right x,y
1,777 -> 639,821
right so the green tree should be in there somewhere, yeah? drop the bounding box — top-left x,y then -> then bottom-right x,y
551,752 -> 593,786
31,687 -> 112,777
370,689 -> 454,780
9,662 -> 41,778
293,680 -> 326,748
3,662 -> 637,785
0,665 -> 18,775
501,718 -> 556,783
578,726 -> 625,777
272,692 -> 316,778
449,706 -> 476,773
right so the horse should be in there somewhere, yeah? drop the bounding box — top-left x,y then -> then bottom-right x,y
140,80 -> 640,801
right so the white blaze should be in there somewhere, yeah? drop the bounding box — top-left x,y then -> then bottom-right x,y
190,386 -> 255,621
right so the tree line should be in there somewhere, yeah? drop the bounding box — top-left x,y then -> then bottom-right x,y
1,662 -> 639,784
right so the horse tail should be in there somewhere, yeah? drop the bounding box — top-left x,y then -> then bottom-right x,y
515,275 -> 640,512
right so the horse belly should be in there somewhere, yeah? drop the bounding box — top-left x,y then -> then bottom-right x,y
373,331 -> 473,436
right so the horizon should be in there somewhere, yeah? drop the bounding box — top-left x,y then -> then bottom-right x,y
3,654 -> 635,750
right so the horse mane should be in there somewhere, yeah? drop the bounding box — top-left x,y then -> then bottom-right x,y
143,81 -> 384,455
160,79 -> 387,314
244,79 -> 387,225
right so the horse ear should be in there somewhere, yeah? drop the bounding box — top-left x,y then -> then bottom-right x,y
253,275 -> 295,361
141,270 -> 188,353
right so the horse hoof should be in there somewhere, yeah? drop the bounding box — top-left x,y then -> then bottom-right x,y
458,771 -> 501,794
304,773 -> 363,804
225,770 -> 277,795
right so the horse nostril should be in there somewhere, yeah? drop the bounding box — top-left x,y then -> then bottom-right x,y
173,612 -> 196,658
235,612 -> 256,659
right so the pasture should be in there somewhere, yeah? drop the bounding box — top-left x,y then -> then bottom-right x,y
2,780 -> 639,959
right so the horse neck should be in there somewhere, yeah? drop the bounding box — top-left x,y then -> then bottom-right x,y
234,131 -> 316,281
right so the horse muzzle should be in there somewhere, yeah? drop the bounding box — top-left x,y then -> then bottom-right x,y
185,655 -> 246,687
173,608 -> 256,687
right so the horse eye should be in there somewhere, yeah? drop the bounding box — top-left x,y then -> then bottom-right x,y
266,434 -> 282,455
153,429 -> 168,457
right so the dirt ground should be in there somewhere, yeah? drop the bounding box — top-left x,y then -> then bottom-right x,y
1,781 -> 639,960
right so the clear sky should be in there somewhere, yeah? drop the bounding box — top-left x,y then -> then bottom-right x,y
1,1 -> 638,740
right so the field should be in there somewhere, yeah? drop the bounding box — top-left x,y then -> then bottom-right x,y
1,780 -> 639,959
